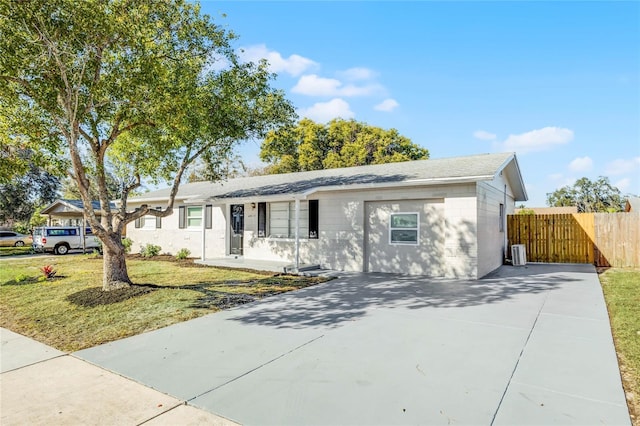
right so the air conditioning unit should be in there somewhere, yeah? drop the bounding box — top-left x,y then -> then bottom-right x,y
512,244 -> 527,266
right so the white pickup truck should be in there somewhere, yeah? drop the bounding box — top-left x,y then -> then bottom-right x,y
32,226 -> 101,255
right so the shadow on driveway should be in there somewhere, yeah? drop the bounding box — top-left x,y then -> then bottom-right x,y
228,264 -> 587,329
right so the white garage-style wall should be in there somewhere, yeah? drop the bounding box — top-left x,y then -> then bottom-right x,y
237,183 -> 479,278
476,173 -> 516,278
364,199 -> 445,276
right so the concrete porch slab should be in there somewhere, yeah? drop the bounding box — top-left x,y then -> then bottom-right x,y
196,257 -> 319,274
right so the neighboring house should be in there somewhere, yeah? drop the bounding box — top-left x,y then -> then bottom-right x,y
625,196 -> 640,212
514,206 -> 578,214
40,199 -> 115,227
125,152 -> 527,279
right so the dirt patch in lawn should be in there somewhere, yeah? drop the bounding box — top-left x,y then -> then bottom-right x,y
67,285 -> 155,307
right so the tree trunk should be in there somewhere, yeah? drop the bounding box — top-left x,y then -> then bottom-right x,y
102,236 -> 132,291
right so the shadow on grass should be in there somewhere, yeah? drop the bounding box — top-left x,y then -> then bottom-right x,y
65,275 -> 326,309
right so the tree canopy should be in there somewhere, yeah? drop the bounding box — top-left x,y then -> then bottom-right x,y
259,118 -> 429,174
0,0 -> 295,289
546,177 -> 625,213
0,158 -> 60,227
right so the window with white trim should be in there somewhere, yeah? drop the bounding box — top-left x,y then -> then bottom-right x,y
142,216 -> 156,229
389,212 -> 419,245
268,201 -> 308,238
187,206 -> 203,228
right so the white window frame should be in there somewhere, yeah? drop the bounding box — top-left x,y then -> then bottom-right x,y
268,201 -> 309,239
187,206 -> 203,229
389,212 -> 420,245
141,215 -> 156,229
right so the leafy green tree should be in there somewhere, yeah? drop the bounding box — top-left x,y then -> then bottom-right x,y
547,177 -> 625,213
0,160 -> 60,227
0,0 -> 295,290
260,118 -> 429,173
187,152 -> 248,182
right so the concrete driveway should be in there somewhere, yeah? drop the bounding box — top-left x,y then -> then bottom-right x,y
75,264 -> 630,425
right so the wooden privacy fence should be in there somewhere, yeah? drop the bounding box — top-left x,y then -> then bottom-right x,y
507,212 -> 640,267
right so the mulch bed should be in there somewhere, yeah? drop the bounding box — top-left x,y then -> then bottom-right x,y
66,285 -> 155,307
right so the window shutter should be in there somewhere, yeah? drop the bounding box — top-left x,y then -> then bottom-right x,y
155,207 -> 162,229
258,202 -> 266,237
135,217 -> 142,228
179,206 -> 186,229
309,200 -> 319,239
205,205 -> 212,229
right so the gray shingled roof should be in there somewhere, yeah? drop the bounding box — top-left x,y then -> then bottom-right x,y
41,199 -> 116,214
130,152 -> 527,202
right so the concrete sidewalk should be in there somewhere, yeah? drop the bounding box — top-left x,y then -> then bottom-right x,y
0,328 -> 238,425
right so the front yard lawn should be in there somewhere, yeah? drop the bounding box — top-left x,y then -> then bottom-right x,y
0,246 -> 33,257
599,268 -> 640,424
0,255 -> 326,352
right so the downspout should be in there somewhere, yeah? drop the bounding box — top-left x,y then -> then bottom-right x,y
503,184 -> 508,261
294,197 -> 300,271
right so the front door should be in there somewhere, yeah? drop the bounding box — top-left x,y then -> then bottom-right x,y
230,204 -> 244,255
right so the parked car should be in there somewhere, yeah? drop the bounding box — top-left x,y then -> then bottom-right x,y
0,231 -> 33,247
32,226 -> 100,255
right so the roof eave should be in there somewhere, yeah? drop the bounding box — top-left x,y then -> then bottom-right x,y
495,153 -> 528,202
204,175 -> 495,204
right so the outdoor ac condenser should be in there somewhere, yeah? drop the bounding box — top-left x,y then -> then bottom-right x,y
512,244 -> 527,266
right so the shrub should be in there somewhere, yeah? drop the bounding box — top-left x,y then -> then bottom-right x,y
15,273 -> 30,283
175,248 -> 191,260
140,243 -> 161,258
40,265 -> 57,279
121,237 -> 133,254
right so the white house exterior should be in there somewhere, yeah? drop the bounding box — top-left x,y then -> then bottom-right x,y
125,152 -> 527,279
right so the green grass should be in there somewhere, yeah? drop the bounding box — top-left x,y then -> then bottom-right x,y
0,246 -> 33,256
600,268 -> 640,424
0,255 -> 326,352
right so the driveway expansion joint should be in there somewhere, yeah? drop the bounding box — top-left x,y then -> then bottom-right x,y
136,401 -> 186,426
490,292 -> 549,425
187,334 -> 326,402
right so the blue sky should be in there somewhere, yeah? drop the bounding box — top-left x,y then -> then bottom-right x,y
200,1 -> 639,206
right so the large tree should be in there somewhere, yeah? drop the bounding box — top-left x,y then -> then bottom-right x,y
260,118 -> 429,173
0,0 -> 295,290
547,177 -> 625,212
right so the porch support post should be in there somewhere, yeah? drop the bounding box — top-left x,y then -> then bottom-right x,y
294,197 -> 300,271
201,203 -> 206,261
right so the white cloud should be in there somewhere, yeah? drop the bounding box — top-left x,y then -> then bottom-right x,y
337,67 -> 377,81
568,156 -> 593,172
604,157 -> 640,176
298,98 -> 354,123
292,74 -> 382,97
473,130 -> 497,141
614,178 -> 631,192
502,127 -> 574,154
374,99 -> 399,112
548,173 -> 564,181
548,173 -> 575,187
238,44 -> 316,77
